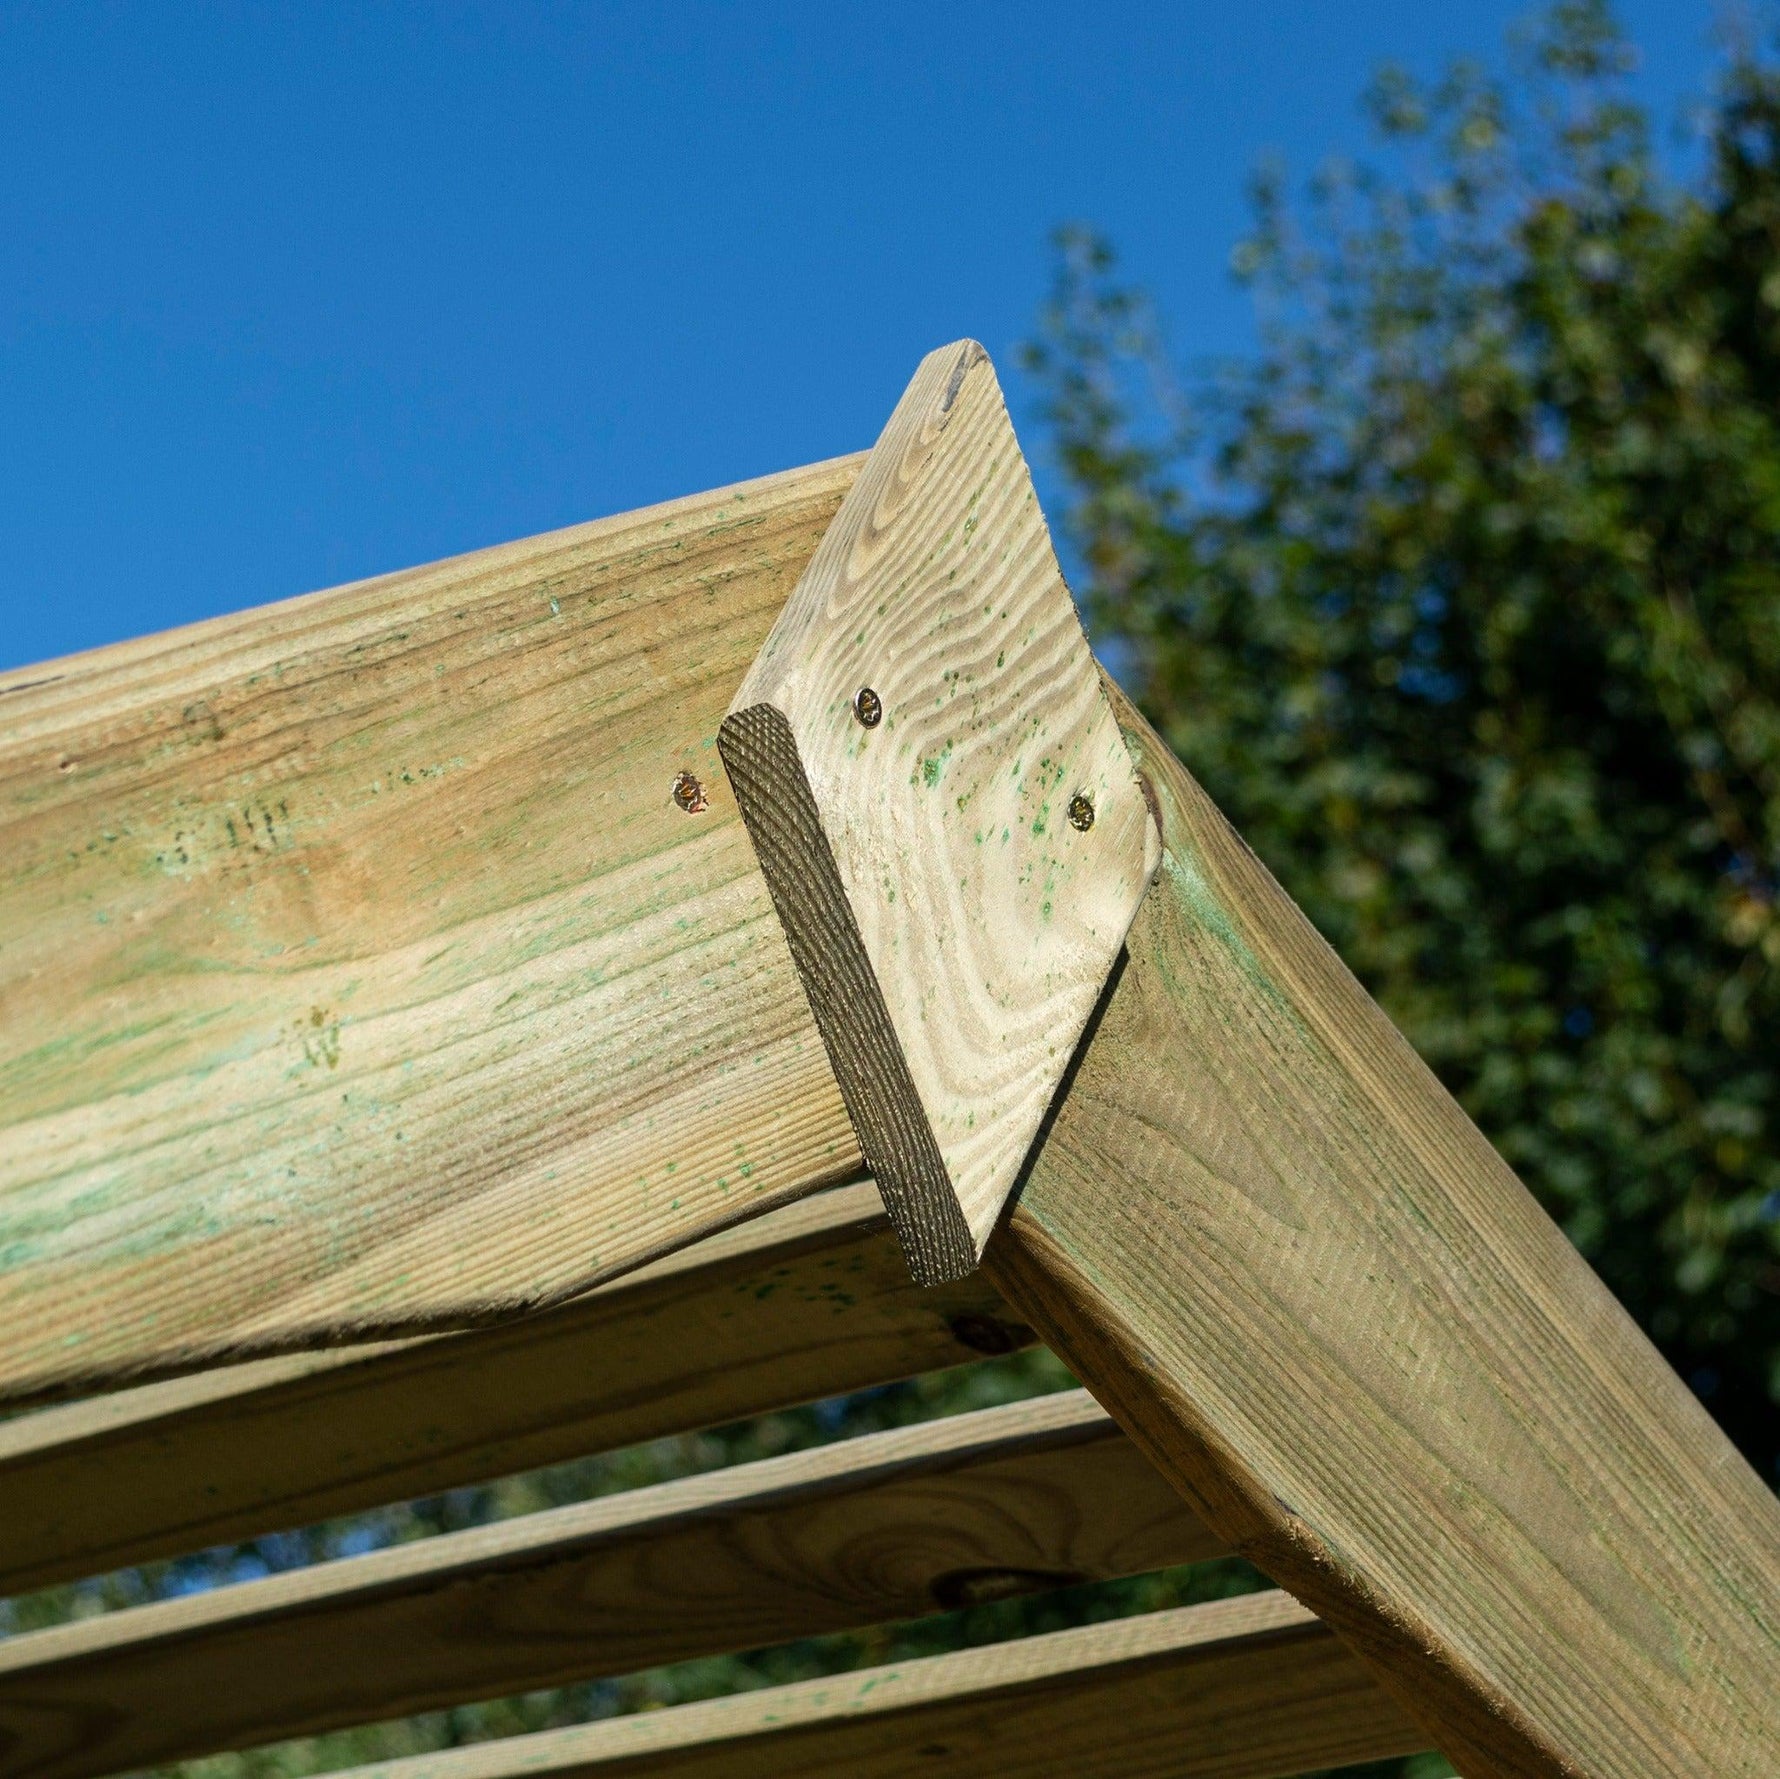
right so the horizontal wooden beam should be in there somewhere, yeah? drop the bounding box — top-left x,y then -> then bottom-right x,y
0,1182 -> 1030,1598
0,454 -> 867,1403
0,1392 -> 1220,1779
983,686 -> 1780,1779
309,1591 -> 1424,1779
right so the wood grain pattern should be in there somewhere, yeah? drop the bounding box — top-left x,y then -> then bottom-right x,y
0,456 -> 868,1404
311,1592 -> 1423,1779
985,684 -> 1780,1779
719,708 -> 968,1273
721,342 -> 1157,1281
0,1391 -> 1219,1779
0,1182 -> 1033,1598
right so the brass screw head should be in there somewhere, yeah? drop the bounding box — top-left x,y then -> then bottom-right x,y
671,771 -> 708,814
852,686 -> 883,728
1068,792 -> 1095,832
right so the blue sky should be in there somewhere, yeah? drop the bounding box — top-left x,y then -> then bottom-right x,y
0,2 -> 1726,669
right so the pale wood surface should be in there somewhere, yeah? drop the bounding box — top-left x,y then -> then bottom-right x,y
0,456 -> 868,1403
315,1592 -> 1423,1779
985,685 -> 1780,1779
0,1182 -> 1032,1597
722,342 -> 1156,1281
0,1391 -> 1218,1779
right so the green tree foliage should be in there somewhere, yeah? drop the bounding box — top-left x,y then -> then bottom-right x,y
1025,0 -> 1780,1483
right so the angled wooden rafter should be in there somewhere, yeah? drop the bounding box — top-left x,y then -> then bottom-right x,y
983,686 -> 1780,1778
0,455 -> 867,1401
710,346 -> 1780,1776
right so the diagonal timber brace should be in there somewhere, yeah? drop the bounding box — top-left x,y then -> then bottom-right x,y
719,340 -> 1159,1283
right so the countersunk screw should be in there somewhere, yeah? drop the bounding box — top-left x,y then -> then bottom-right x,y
1068,791 -> 1095,832
671,771 -> 708,814
852,686 -> 883,728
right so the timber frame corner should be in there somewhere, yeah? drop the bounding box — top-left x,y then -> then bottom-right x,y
0,338 -> 1775,1779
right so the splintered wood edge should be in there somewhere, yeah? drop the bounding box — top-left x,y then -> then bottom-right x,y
717,705 -> 975,1282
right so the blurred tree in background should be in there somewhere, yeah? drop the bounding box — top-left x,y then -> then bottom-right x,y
1027,0 -> 1780,1484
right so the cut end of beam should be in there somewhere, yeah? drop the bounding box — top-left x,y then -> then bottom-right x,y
720,341 -> 1159,1283
718,704 -> 976,1282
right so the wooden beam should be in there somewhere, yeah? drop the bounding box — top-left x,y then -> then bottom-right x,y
0,1391 -> 1220,1779
720,342 -> 1157,1281
0,455 -> 867,1404
307,1592 -> 1424,1779
982,685 -> 1780,1779
0,1182 -> 1031,1598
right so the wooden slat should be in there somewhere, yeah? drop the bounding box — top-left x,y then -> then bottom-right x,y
0,1181 -> 1031,1598
983,685 -> 1780,1779
0,454 -> 867,1404
311,1591 -> 1425,1779
0,1391 -> 1221,1779
720,341 -> 1158,1280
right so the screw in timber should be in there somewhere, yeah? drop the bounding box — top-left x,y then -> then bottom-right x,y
671,771 -> 708,814
1068,791 -> 1096,832
852,685 -> 883,728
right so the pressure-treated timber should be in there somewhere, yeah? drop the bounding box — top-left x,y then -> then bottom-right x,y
315,1591 -> 1424,1779
0,1182 -> 1032,1598
0,1391 -> 1219,1779
720,341 -> 1157,1282
11,345 -> 1770,1779
0,455 -> 870,1404
980,685 -> 1780,1779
